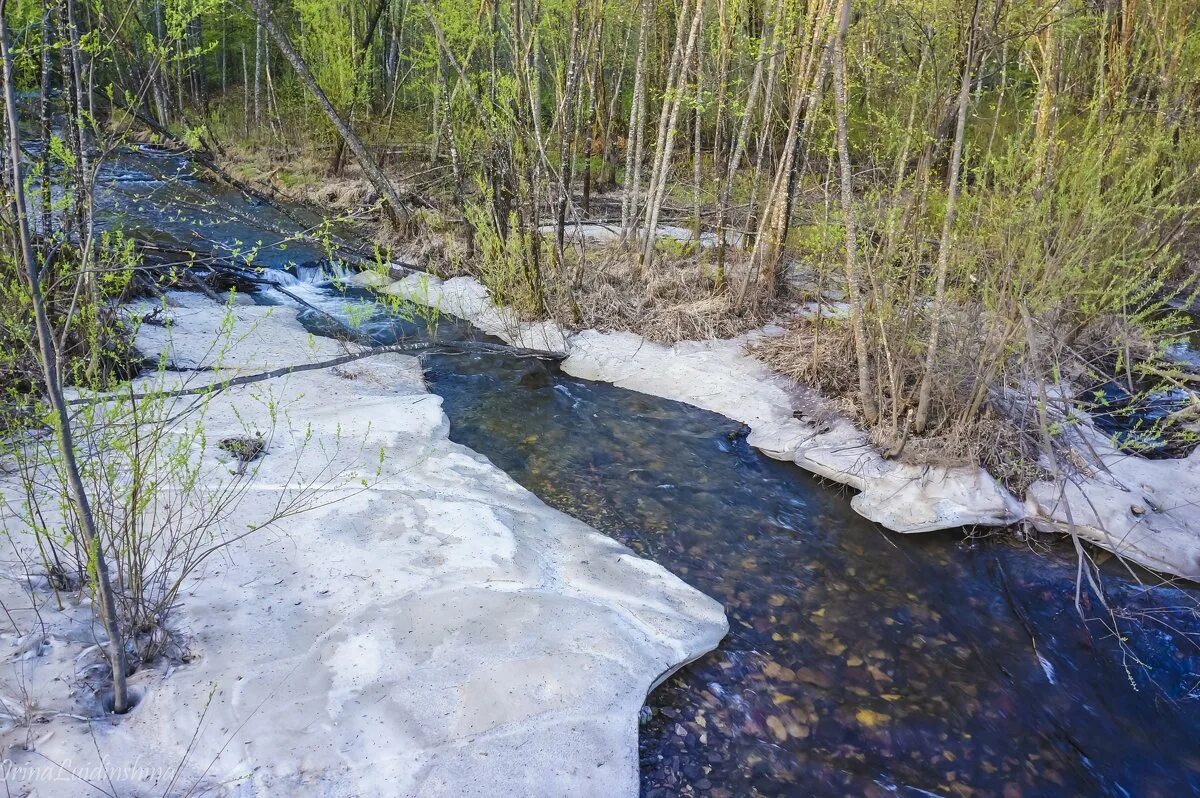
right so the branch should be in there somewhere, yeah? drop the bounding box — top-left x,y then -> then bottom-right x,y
67,341 -> 562,405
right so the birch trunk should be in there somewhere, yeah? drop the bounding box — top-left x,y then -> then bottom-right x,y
1,11 -> 130,715
714,0 -> 780,282
555,0 -> 586,256
832,0 -> 878,424
639,0 -> 705,268
913,0 -> 978,433
254,11 -> 263,128
621,0 -> 651,241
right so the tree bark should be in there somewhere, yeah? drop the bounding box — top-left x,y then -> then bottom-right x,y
691,0 -> 704,259
714,0 -> 780,283
555,0 -> 587,256
620,0 -> 651,241
914,0 -> 979,433
38,4 -> 53,244
329,0 -> 391,176
640,0 -> 704,268
254,9 -> 263,127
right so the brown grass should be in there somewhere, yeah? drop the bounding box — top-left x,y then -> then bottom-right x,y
752,315 -> 1050,494
546,244 -> 787,344
215,139 -> 785,345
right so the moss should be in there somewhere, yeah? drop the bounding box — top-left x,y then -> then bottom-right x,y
218,434 -> 266,462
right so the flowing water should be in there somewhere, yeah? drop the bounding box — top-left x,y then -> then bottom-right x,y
97,147 -> 1200,796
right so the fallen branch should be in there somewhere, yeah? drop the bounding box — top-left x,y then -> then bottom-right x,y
68,340 -> 562,405
182,270 -> 224,303
1135,363 -> 1200,385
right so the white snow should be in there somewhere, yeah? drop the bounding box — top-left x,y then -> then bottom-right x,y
537,221 -> 744,249
1024,436 -> 1200,580
382,273 -> 1200,581
0,292 -> 727,795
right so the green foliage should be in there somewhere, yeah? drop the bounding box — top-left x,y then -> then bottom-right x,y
12,0 -> 1197,475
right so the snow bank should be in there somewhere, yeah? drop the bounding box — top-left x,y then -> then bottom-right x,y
1025,440 -> 1200,580
383,273 -> 1200,581
535,222 -> 743,249
0,292 -> 726,795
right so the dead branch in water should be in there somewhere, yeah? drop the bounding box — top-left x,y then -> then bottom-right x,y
67,340 -> 562,405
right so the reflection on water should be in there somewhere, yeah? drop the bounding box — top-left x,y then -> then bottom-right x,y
98,148 -> 1200,797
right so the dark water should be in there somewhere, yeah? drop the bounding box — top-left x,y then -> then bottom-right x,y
100,148 -> 1200,797
89,144 -> 359,272
1084,380 -> 1196,458
1081,307 -> 1200,459
424,352 -> 1200,798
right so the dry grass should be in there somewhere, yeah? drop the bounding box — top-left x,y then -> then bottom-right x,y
752,317 -> 857,398
547,244 -> 787,343
215,140 -> 784,345
752,315 -> 1051,494
218,144 -> 379,209
388,210 -> 473,274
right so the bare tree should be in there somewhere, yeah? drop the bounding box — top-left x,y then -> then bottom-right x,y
251,0 -> 411,227
831,0 -> 878,423
1,6 -> 130,714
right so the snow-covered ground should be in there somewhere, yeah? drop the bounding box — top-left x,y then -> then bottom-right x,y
373,272 -> 1200,581
536,221 -> 744,249
0,292 -> 726,796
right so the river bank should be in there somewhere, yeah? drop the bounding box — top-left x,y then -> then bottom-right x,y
352,270 -> 1200,581
0,291 -> 726,795
7,138 -> 1193,795
214,143 -> 1200,580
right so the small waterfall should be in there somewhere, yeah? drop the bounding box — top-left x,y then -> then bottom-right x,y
258,269 -> 302,287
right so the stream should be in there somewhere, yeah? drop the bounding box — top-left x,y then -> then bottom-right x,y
96,145 -> 1200,796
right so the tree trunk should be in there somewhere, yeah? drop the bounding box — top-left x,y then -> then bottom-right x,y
714,0 -> 780,283
555,0 -> 587,257
831,0 -> 878,424
776,0 -> 836,255
59,0 -> 90,243
913,0 -> 978,434
640,0 -> 704,269
692,0 -> 704,258
38,4 -> 53,244
710,0 -> 731,287
581,5 -> 604,217
253,0 -> 410,227
242,43 -> 250,137
744,0 -> 785,250
1,10 -> 130,715
635,0 -> 692,249
254,11 -> 263,128
329,0 -> 391,176
620,0 -> 651,241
